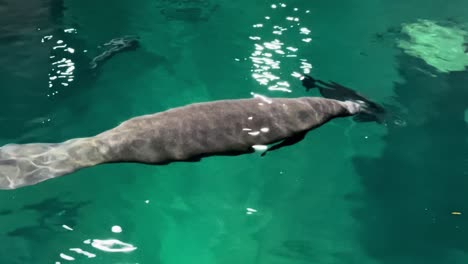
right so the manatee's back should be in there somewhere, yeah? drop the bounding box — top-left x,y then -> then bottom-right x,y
101,97 -> 350,163
0,96 -> 354,189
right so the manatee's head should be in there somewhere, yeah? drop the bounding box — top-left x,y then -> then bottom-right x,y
341,100 -> 388,124
341,100 -> 361,115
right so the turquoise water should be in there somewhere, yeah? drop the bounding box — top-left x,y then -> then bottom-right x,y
1,0 -> 468,263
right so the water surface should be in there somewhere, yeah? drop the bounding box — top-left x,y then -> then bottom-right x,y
1,0 -> 468,263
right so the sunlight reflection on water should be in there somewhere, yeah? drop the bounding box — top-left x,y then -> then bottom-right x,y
41,28 -> 79,98
248,2 -> 313,94
54,228 -> 137,263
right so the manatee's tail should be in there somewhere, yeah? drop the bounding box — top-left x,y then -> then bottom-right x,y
0,137 -> 109,190
302,75 -> 386,123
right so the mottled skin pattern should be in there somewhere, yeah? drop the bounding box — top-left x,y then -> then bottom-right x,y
0,97 -> 360,190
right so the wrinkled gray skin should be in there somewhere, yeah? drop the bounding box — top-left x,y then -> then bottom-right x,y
0,97 -> 360,190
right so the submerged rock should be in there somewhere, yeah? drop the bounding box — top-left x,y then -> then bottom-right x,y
397,19 -> 468,73
89,35 -> 140,69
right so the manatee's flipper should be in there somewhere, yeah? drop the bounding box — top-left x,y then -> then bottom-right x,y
261,131 -> 307,156
301,74 -> 318,91
302,75 -> 334,92
184,147 -> 255,163
315,82 -> 386,124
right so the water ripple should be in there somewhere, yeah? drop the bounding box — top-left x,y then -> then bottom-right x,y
53,226 -> 137,263
247,2 -> 313,94
41,28 -> 79,98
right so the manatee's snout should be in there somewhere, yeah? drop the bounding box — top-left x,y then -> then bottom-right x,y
341,100 -> 361,115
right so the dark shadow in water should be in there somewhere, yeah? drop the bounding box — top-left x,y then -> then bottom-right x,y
269,240 -> 318,262
0,209 -> 14,215
0,0 -> 90,142
50,0 -> 65,23
4,197 -> 90,239
0,196 -> 91,262
21,197 -> 91,227
0,0 -> 172,143
351,54 -> 468,263
156,0 -> 219,22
